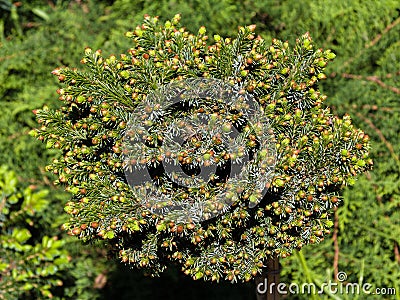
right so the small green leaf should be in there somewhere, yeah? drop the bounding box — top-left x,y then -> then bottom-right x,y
129,220 -> 140,231
22,283 -> 34,291
104,231 -> 115,239
12,228 -> 32,243
31,8 -> 50,21
156,223 -> 166,232
0,262 -> 9,272
194,271 -> 203,280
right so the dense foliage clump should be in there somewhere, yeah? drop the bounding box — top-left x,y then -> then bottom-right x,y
1,1 -> 399,298
33,16 -> 371,282
0,166 -> 68,299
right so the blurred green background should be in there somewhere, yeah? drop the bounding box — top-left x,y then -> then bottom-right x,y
0,1 -> 399,299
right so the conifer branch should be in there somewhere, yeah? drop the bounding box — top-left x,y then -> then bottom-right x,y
342,73 -> 400,95
366,16 -> 400,48
33,16 -> 372,283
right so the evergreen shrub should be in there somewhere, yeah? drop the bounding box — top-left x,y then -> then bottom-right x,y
33,15 -> 372,283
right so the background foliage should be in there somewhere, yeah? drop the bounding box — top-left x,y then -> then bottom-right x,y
0,0 -> 399,299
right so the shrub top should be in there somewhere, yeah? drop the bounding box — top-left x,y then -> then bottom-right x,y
33,15 -> 372,282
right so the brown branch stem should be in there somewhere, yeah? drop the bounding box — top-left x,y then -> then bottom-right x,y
256,255 -> 280,300
333,207 -> 339,281
341,73 -> 400,95
366,16 -> 400,48
395,242 -> 400,264
333,17 -> 400,72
